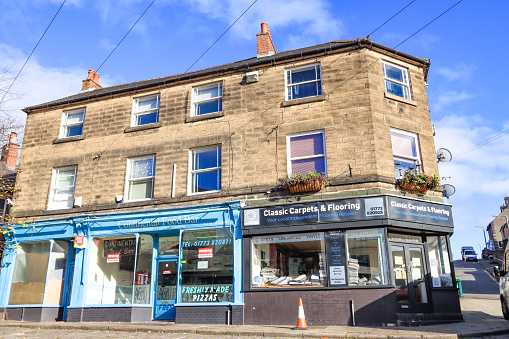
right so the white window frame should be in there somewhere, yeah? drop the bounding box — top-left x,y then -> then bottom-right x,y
131,94 -> 160,127
383,61 -> 411,100
125,155 -> 156,202
286,131 -> 327,175
189,146 -> 222,195
48,166 -> 77,210
59,108 -> 85,138
285,63 -> 322,101
191,82 -> 223,117
391,128 -> 421,178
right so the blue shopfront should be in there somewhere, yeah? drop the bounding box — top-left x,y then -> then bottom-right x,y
0,202 -> 243,324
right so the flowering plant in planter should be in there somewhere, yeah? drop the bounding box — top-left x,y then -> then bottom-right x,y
278,171 -> 327,194
398,170 -> 440,191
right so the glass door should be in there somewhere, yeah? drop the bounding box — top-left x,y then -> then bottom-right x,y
153,259 -> 178,320
391,244 -> 430,313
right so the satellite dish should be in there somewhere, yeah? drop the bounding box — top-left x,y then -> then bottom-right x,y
437,148 -> 453,163
442,184 -> 456,198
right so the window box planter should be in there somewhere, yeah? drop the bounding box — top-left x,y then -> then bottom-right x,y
287,179 -> 326,194
398,171 -> 439,193
278,171 -> 327,194
399,181 -> 428,193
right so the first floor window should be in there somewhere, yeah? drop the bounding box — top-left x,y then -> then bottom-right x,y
126,156 -> 155,201
287,131 -> 326,175
180,229 -> 233,303
132,95 -> 159,126
391,129 -> 421,178
48,166 -> 77,210
86,235 -> 153,305
427,236 -> 453,287
346,228 -> 389,286
60,108 -> 85,138
286,63 -> 322,100
192,83 -> 223,116
251,232 -> 326,288
9,241 -> 69,305
190,146 -> 221,194
383,61 -> 411,99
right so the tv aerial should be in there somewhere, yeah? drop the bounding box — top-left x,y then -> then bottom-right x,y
437,148 -> 452,163
442,184 -> 456,198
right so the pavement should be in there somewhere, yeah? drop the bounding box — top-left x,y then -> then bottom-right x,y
1,259 -> 509,338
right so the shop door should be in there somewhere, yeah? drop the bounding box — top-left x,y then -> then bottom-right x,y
153,259 -> 178,320
391,244 -> 431,313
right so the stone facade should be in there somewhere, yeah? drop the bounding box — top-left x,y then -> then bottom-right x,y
13,42 -> 439,219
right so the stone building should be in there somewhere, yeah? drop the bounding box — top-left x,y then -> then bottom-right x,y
0,24 -> 460,326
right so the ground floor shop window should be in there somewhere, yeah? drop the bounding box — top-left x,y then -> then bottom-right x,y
87,235 -> 153,305
251,232 -> 326,288
9,241 -> 51,305
346,229 -> 388,286
427,236 -> 453,287
180,228 -> 233,302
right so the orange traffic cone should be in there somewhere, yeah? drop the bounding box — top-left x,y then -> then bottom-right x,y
293,298 -> 309,330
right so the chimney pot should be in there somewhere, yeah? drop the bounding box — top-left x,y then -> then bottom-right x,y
257,22 -> 276,58
82,69 -> 102,92
261,22 -> 268,34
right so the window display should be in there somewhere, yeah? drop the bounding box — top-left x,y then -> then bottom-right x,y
346,229 -> 388,286
87,235 -> 153,305
427,236 -> 453,287
180,228 -> 233,302
251,232 -> 326,288
9,241 -> 51,305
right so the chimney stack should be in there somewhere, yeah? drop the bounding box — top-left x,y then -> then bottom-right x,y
257,22 -> 276,58
81,69 -> 102,92
1,132 -> 19,169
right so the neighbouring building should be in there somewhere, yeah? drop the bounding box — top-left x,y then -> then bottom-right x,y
0,132 -> 19,269
488,197 -> 509,252
0,23 -> 460,326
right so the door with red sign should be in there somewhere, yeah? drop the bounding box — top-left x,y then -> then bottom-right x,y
154,260 -> 178,320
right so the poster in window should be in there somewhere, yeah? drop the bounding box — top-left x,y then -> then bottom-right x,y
325,230 -> 347,286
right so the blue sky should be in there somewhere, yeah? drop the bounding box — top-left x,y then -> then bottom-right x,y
1,0 -> 508,258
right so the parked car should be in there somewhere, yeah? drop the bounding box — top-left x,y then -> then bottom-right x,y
462,250 -> 478,261
496,249 -> 509,320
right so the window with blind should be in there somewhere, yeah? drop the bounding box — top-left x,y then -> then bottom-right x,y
390,129 -> 421,178
287,131 -> 326,175
285,64 -> 322,101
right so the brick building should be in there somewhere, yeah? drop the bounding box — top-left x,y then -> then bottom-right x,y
0,24 -> 460,326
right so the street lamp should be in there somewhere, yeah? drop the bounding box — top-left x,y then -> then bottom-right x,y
475,226 -> 487,250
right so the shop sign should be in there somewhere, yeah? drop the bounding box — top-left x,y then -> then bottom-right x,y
387,196 -> 453,227
163,270 -> 172,274
325,230 -> 347,286
181,284 -> 233,303
107,253 -> 120,263
198,248 -> 213,258
74,235 -> 86,248
104,238 -> 136,256
243,197 -> 386,227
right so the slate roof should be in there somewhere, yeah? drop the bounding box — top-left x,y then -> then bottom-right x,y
23,38 -> 429,113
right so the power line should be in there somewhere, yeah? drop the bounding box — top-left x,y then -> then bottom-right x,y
455,128 -> 509,158
367,0 -> 417,38
184,0 -> 258,74
95,0 -> 156,73
0,0 -> 67,106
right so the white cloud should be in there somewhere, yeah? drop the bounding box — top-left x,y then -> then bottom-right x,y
434,114 -> 509,199
432,91 -> 472,111
0,43 -> 117,124
436,63 -> 476,81
183,0 -> 344,49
